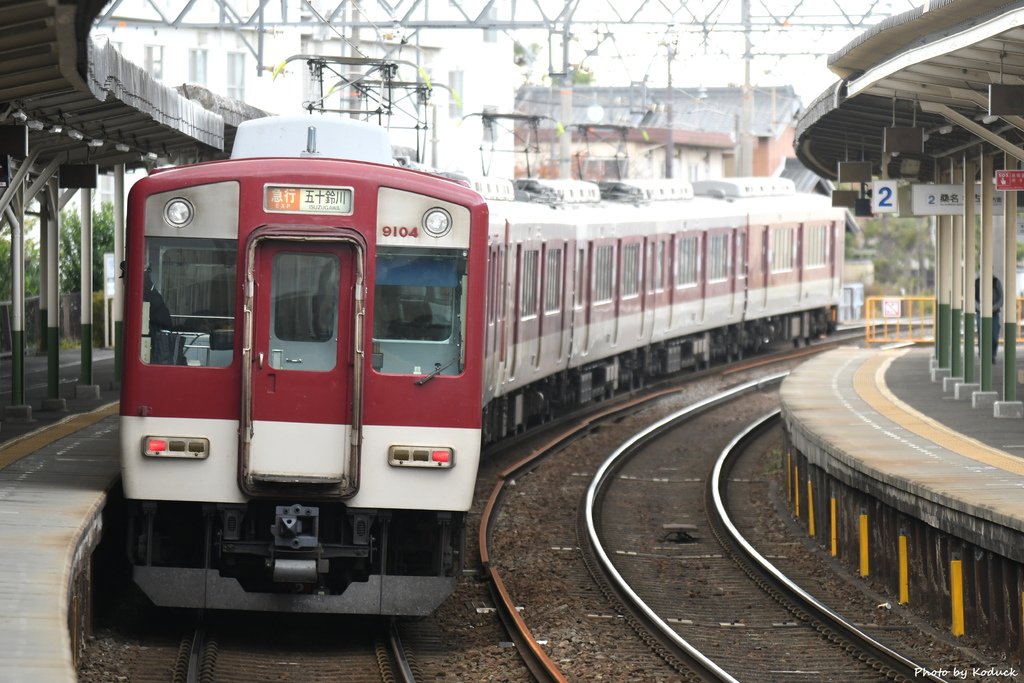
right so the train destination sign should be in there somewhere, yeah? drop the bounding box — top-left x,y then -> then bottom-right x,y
264,184 -> 354,215
995,170 -> 1024,191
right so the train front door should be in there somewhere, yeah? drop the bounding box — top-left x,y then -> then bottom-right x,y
243,238 -> 359,491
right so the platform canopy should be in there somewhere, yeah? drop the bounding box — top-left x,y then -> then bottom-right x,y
0,0 -> 264,172
795,0 -> 1024,182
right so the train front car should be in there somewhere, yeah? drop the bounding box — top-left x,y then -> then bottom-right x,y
120,117 -> 488,614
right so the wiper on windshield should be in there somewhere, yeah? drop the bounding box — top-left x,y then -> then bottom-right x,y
415,355 -> 460,385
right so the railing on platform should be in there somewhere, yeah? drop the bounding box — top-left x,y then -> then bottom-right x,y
865,296 -> 936,345
866,296 -> 1024,345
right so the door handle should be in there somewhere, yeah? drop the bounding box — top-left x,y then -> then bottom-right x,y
258,352 -> 264,369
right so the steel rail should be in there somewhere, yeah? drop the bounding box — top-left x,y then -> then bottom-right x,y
709,411 -> 948,683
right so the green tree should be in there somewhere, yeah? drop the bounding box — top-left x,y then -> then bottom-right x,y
855,216 -> 933,296
0,217 -> 41,301
60,201 -> 115,295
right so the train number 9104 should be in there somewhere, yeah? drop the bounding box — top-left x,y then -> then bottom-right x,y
381,225 -> 420,238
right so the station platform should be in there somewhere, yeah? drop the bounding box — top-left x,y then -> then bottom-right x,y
0,349 -> 121,683
780,344 -> 1024,659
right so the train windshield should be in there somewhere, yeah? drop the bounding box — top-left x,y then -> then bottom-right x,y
372,247 -> 467,377
140,236 -> 237,367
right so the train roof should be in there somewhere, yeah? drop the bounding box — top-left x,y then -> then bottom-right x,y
692,177 -> 796,199
230,115 -> 393,164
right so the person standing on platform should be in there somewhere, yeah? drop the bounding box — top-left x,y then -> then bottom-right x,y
975,275 -> 1003,358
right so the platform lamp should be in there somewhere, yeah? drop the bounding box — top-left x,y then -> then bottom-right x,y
0,124 -> 28,187
836,161 -> 873,216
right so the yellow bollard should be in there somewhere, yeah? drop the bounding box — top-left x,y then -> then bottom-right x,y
786,451 -> 792,503
898,534 -> 909,605
793,465 -> 800,517
830,497 -> 837,557
859,513 -> 869,577
806,480 -> 815,537
950,556 -> 964,636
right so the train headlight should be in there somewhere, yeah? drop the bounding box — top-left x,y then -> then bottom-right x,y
388,445 -> 454,468
422,207 -> 453,238
163,197 -> 194,228
144,435 -> 209,459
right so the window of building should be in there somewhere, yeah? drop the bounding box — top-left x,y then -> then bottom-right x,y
188,48 -> 207,85
448,70 -> 464,119
144,45 -> 163,81
227,52 -> 245,100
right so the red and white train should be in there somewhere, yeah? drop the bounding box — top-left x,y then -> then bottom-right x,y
120,115 -> 844,615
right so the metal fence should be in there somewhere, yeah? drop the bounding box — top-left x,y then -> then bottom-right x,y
866,296 -> 1024,345
0,295 -> 85,356
865,296 -> 936,345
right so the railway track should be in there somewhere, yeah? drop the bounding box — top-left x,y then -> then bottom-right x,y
481,360 -> 995,681
117,613 -> 412,682
584,381 -> 953,681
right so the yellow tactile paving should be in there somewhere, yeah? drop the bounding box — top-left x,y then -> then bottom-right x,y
852,351 -> 1024,476
0,402 -> 120,471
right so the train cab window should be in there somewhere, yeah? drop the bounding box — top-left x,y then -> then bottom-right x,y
267,252 -> 339,372
372,246 -> 467,377
140,236 -> 237,367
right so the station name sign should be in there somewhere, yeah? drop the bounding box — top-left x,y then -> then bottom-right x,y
911,184 -> 964,215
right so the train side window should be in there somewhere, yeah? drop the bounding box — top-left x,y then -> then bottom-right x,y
675,236 -> 698,287
544,248 -> 562,314
805,224 -> 828,267
771,227 -> 794,273
574,247 -> 586,309
372,246 -> 467,377
140,236 -> 237,367
735,232 -> 747,278
621,243 -> 640,298
519,248 -> 539,320
708,234 -> 729,282
651,241 -> 665,293
593,245 -> 614,304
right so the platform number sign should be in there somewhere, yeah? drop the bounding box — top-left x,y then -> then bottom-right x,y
871,180 -> 898,214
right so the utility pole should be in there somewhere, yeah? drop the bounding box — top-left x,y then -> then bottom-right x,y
739,0 -> 754,176
558,20 -> 573,179
665,34 -> 677,179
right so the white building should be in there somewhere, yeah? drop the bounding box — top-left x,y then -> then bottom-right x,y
91,1 -> 518,176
